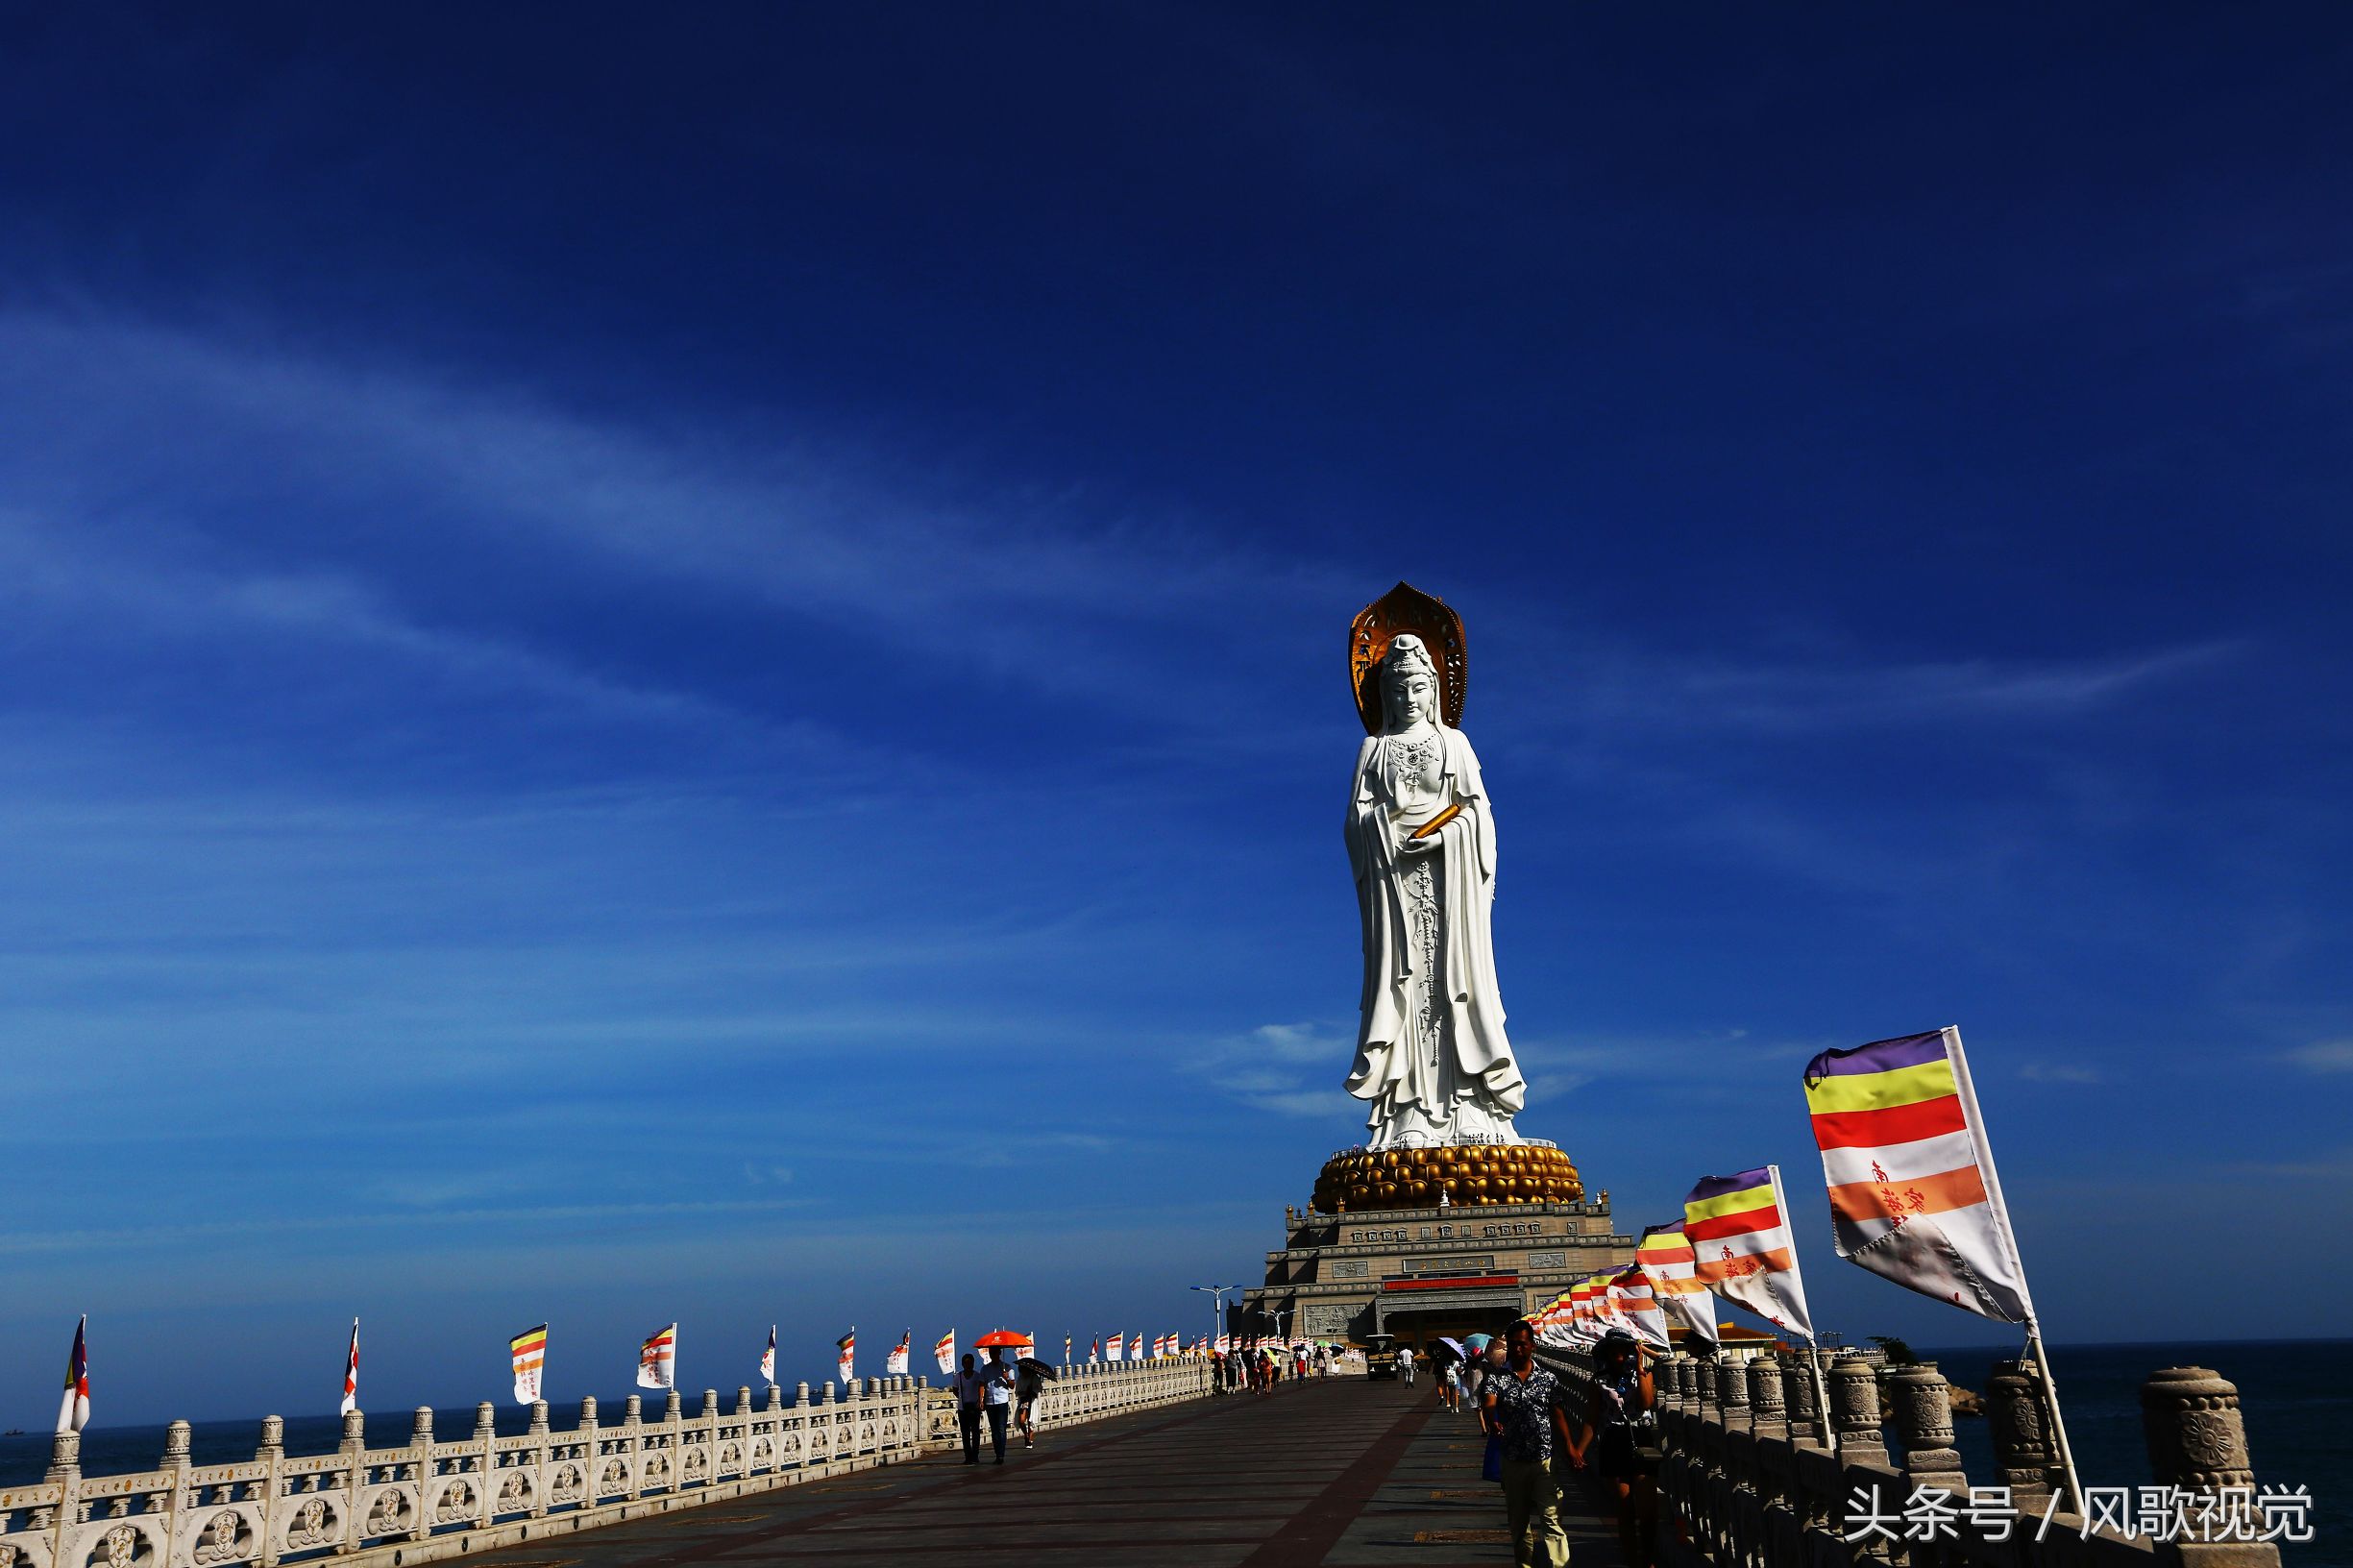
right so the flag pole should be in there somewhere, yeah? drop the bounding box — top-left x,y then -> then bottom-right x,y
1763,1164 -> 1838,1456
1945,1029 -> 2082,1514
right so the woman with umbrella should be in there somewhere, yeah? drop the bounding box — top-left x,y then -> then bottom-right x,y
972,1331 -> 1029,1463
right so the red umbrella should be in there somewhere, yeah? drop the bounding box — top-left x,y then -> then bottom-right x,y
973,1329 -> 1033,1349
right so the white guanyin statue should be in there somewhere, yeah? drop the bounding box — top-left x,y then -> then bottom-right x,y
1343,610 -> 1528,1149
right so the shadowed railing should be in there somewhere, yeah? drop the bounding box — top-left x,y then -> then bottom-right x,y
1535,1345 -> 2294,1568
0,1360 -> 1212,1568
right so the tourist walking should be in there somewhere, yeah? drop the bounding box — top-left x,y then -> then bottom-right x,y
980,1346 -> 1017,1463
1397,1342 -> 1416,1387
1430,1340 -> 1460,1410
1015,1357 -> 1044,1448
1478,1320 -> 1573,1568
951,1353 -> 987,1465
1567,1329 -> 1660,1568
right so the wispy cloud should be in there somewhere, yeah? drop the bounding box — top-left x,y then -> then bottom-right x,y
2019,1062 -> 2102,1085
1556,640 -> 2242,738
2285,1040 -> 2353,1073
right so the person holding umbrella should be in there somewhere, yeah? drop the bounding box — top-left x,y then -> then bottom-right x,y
1014,1350 -> 1057,1448
972,1331 -> 1027,1464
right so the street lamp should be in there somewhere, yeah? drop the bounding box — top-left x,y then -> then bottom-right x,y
1191,1284 -> 1237,1349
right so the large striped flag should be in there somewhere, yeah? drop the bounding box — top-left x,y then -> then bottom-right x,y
760,1326 -> 777,1385
1684,1166 -> 1815,1339
886,1330 -> 911,1377
1126,1333 -> 1141,1360
1104,1333 -> 1122,1361
835,1328 -> 855,1384
339,1319 -> 361,1415
1636,1223 -> 1717,1344
510,1323 -> 548,1403
1606,1264 -> 1671,1350
636,1323 -> 675,1390
1802,1027 -> 2035,1324
935,1330 -> 956,1374
57,1316 -> 87,1435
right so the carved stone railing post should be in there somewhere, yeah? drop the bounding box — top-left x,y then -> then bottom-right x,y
1984,1359 -> 2056,1506
1749,1356 -> 1786,1438
1780,1352 -> 1822,1446
336,1410 -> 365,1551
1830,1358 -> 1887,1463
2143,1366 -> 2277,1562
470,1404 -> 496,1527
254,1415 -> 285,1568
405,1409 -> 433,1542
1715,1356 -> 1750,1428
698,1389 -> 719,1486
1887,1363 -> 1966,1495
661,1390 -> 682,1492
525,1399 -> 550,1518
576,1395 -> 599,1508
621,1394 -> 642,1499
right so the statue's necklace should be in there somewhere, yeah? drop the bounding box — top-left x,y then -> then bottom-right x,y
1387,729 -> 1439,783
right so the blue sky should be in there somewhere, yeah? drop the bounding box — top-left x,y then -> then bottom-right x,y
1,5 -> 2348,1428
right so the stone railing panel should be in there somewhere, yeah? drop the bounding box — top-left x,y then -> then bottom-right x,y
1,1360 -> 1211,1568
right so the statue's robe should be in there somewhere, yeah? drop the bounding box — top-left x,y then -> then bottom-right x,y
1343,723 -> 1526,1146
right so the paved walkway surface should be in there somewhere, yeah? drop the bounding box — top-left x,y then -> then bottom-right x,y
461,1380 -> 1627,1568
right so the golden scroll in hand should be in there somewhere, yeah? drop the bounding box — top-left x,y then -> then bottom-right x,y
1409,802 -> 1463,841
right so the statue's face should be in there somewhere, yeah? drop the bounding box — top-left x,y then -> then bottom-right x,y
1385,668 -> 1435,728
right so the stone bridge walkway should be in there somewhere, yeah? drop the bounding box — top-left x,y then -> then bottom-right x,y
459,1379 -> 1626,1568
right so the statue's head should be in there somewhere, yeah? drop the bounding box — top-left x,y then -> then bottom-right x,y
1379,634 -> 1442,731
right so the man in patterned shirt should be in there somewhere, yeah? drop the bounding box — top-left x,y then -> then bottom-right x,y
1480,1319 -> 1574,1568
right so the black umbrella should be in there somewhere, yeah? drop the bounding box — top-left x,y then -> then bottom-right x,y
1017,1357 -> 1060,1381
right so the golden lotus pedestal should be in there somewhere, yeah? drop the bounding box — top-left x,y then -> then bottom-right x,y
1312,1140 -> 1583,1213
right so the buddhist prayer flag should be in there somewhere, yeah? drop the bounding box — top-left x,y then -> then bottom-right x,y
886,1330 -> 911,1377
1065,1334 -> 1072,1364
1127,1333 -> 1141,1360
1636,1222 -> 1717,1344
57,1317 -> 87,1435
636,1323 -> 675,1390
1104,1333 -> 1121,1361
760,1326 -> 776,1385
1802,1027 -> 2036,1325
935,1330 -> 956,1374
1607,1263 -> 1671,1351
1684,1165 -> 1815,1340
1091,1336 -> 1102,1362
510,1324 -> 548,1404
339,1318 -> 360,1416
835,1328 -> 855,1384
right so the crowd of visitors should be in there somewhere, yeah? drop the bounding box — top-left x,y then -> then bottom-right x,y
1207,1340 -> 1339,1394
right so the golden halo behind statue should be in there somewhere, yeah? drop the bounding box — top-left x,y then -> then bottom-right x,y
1349,581 -> 1468,735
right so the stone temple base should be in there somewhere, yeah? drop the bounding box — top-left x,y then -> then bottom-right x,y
1312,1140 -> 1582,1213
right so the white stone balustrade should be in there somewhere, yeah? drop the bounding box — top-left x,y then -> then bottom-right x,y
0,1360 -> 1212,1568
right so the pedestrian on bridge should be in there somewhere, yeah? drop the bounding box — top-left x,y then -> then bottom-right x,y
1015,1357 -> 1044,1448
1566,1329 -> 1659,1568
951,1354 -> 987,1465
1478,1320 -> 1573,1568
980,1347 -> 1017,1462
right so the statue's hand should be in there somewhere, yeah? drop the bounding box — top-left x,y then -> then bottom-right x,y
1396,830 -> 1440,855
